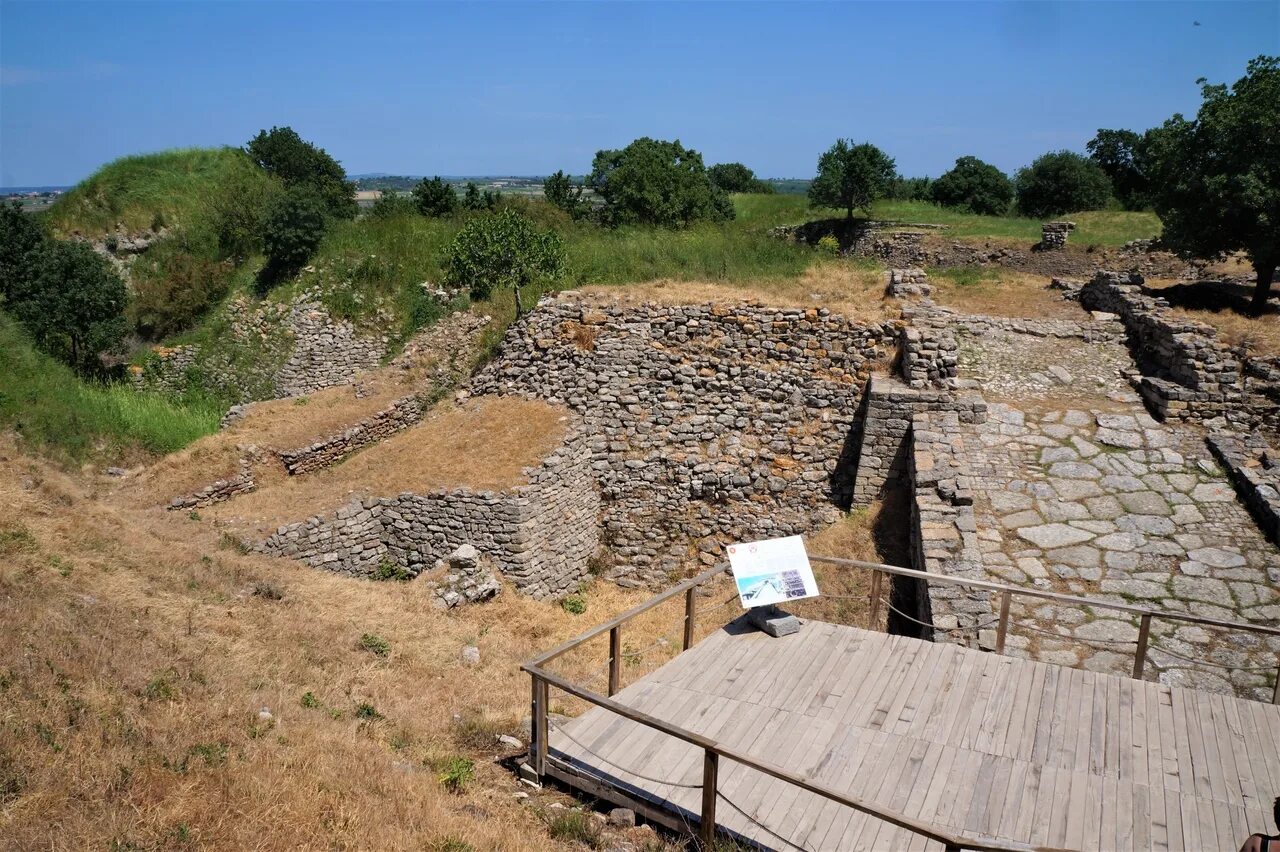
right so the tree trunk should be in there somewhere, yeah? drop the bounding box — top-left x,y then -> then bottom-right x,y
1251,262 -> 1276,315
513,283 -> 524,320
845,202 -> 854,220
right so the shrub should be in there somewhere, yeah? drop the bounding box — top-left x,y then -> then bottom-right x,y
461,182 -> 499,212
543,170 -> 587,219
589,137 -> 733,227
443,208 -> 565,318
438,756 -> 475,794
372,559 -> 413,581
300,691 -> 320,709
354,702 -> 382,720
708,162 -> 774,194
1014,151 -> 1112,218
208,169 -> 281,261
369,190 -> 415,219
808,139 -> 897,219
816,234 -> 840,256
562,594 -> 587,615
260,186 -> 327,284
413,177 -> 458,218
929,156 -> 1014,216
129,253 -> 232,340
359,633 -> 391,657
5,239 -> 127,373
251,581 -> 284,600
887,176 -> 932,201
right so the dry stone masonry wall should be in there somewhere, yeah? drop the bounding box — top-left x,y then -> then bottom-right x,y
1207,432 -> 1280,545
255,427 -> 599,599
472,294 -> 898,587
1039,221 -> 1074,249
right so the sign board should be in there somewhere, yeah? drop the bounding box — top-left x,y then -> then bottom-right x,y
726,535 -> 820,608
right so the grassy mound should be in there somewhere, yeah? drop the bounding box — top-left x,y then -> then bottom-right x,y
44,147 -> 271,237
0,313 -> 221,462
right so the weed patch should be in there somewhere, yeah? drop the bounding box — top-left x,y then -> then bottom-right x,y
359,633 -> 391,658
437,756 -> 475,794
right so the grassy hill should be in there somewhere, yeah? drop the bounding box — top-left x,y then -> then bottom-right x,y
44,147 -> 271,237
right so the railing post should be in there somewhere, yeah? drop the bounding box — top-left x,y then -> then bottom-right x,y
683,586 -> 697,651
699,749 -> 719,848
995,589 -> 1012,654
1133,613 -> 1152,680
1272,657 -> 1279,706
531,673 -> 548,776
868,569 -> 883,630
608,625 -> 621,697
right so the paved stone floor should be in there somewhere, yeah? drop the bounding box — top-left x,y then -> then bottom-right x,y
956,327 -> 1280,701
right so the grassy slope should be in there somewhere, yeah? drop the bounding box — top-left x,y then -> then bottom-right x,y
44,147 -> 270,237
0,314 -> 221,462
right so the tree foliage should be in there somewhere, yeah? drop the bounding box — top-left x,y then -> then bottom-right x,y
1086,129 -> 1151,211
808,140 -> 897,219
887,176 -> 932,202
207,166 -> 282,262
929,156 -> 1014,216
261,186 -> 328,284
245,126 -> 356,219
1014,151 -> 1112,218
1145,55 -> 1279,310
129,253 -> 232,340
412,177 -> 458,218
708,162 -> 774,194
443,209 -> 565,318
5,240 -> 126,373
461,181 -> 500,212
369,189 -> 415,219
0,200 -> 46,306
543,170 -> 588,219
588,138 -> 733,227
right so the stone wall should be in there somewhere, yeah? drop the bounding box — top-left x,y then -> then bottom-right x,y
278,394 -> 426,475
255,428 -> 598,599
1039,221 -> 1074,249
274,300 -> 389,397
471,294 -> 898,587
1079,271 -> 1272,428
1206,431 -> 1280,545
850,376 -> 987,504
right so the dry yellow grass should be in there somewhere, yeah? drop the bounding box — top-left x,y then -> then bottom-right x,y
0,434 -> 689,850
205,397 -> 569,535
1144,277 -> 1280,359
928,269 -> 1085,320
578,259 -> 899,323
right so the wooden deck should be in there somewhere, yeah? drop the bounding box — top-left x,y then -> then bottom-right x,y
547,619 -> 1280,851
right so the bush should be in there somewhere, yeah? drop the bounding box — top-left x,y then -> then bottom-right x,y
129,253 -> 232,340
369,190 -> 415,219
816,234 -> 840,256
359,633 -> 391,657
207,167 -> 282,261
260,186 -> 328,284
561,594 -> 587,615
543,170 -> 587,219
589,137 -> 733,227
443,209 -> 565,317
887,176 -> 932,201
1014,151 -> 1112,218
413,177 -> 458,218
461,182 -> 499,212
5,239 -> 127,373
930,156 -> 1014,216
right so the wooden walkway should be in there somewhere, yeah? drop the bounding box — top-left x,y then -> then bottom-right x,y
547,619 -> 1280,851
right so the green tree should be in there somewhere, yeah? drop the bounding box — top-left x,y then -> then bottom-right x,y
1014,151 -> 1112,218
369,189 -> 415,219
929,156 -> 1014,216
808,140 -> 897,219
129,253 -> 231,340
588,138 -> 733,227
461,181 -> 500,212
6,240 -> 126,372
1086,129 -> 1151,211
708,162 -> 774,194
413,176 -> 458,218
887,176 -> 932,201
443,208 -> 564,319
0,200 -> 46,306
1146,56 -> 1280,311
207,168 -> 282,262
260,186 -> 327,285
543,170 -> 587,219
245,126 -> 356,219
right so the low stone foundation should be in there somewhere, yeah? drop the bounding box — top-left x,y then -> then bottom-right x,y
1207,431 -> 1280,545
278,394 -> 426,476
255,428 -> 599,599
1039,221 -> 1074,250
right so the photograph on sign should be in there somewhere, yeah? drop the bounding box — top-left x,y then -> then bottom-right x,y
726,535 -> 820,608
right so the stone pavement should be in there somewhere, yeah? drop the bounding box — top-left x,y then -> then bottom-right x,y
956,327 -> 1280,701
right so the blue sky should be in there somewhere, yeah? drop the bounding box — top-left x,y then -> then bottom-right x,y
1,1 -> 1276,186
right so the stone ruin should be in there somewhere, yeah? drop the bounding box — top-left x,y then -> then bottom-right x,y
1039,221 -> 1074,249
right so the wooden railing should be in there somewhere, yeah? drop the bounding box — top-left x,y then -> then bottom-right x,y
522,553 -> 1280,849
809,555 -> 1280,706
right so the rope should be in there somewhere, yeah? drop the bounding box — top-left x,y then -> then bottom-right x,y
880,597 -> 999,634
716,789 -> 809,851
1147,641 -> 1280,673
547,718 -> 702,789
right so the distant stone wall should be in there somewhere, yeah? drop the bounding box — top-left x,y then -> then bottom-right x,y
1079,271 -> 1276,428
471,294 -> 898,587
255,427 -> 598,599
274,301 -> 389,397
279,395 -> 426,475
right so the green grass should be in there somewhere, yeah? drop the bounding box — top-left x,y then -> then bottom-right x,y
869,199 -> 1160,247
44,147 -> 272,238
0,313 -> 221,461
